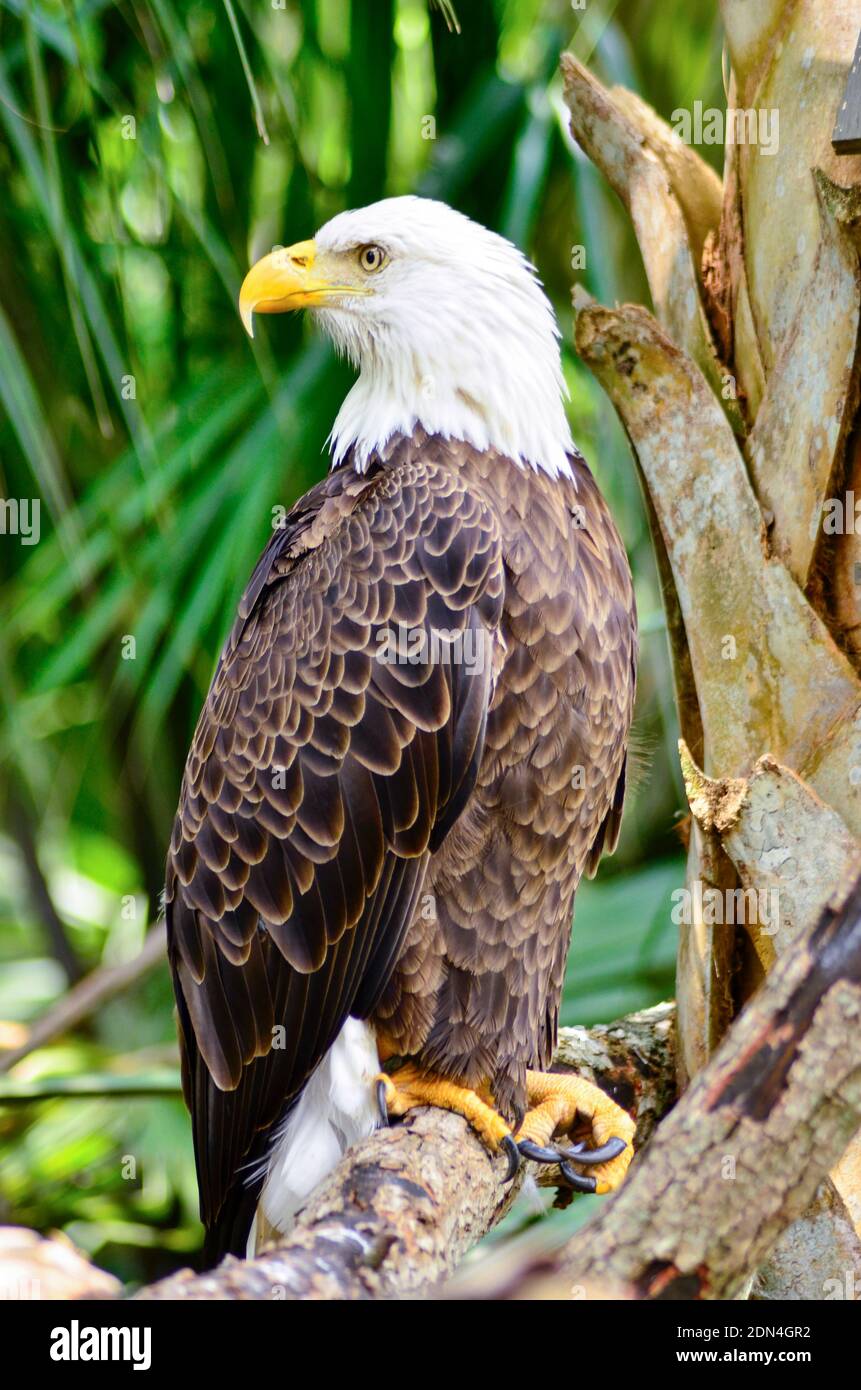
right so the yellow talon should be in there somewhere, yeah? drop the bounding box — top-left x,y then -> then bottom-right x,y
515,1069 -> 635,1194
374,1063 -> 635,1196
375,1063 -> 513,1152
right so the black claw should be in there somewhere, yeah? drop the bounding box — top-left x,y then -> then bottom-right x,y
559,1160 -> 597,1194
376,1078 -> 390,1127
501,1134 -> 521,1182
517,1139 -> 565,1166
517,1134 -> 629,1170
556,1136 -> 628,1166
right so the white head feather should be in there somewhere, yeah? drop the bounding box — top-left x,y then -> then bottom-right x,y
312,196 -> 575,480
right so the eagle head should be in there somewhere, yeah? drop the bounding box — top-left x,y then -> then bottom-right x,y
239,195 -> 574,479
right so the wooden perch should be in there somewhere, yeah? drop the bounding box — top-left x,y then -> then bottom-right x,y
136,1005 -> 675,1301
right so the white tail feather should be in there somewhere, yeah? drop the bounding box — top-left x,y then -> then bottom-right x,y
247,1019 -> 380,1255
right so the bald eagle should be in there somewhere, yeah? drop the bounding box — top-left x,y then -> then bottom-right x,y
165,196 -> 638,1265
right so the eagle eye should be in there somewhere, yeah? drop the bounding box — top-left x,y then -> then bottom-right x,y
358,244 -> 387,273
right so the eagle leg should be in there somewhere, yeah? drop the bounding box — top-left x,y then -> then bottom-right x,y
514,1070 -> 635,1195
375,1063 -> 520,1179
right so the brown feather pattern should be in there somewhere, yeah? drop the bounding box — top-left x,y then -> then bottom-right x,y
166,430 -> 636,1253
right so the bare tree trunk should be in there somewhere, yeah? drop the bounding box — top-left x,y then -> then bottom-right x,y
561,0 -> 861,1298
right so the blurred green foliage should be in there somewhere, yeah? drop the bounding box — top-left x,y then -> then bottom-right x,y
0,0 -> 724,1286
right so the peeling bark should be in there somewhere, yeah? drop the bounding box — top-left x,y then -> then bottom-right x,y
723,1 -> 861,378
574,299 -> 861,820
680,747 -> 861,1292
561,55 -> 741,433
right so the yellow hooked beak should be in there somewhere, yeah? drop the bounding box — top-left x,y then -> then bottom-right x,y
238,240 -> 368,338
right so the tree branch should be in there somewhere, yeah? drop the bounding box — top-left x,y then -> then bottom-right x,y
135,1005 -> 675,1301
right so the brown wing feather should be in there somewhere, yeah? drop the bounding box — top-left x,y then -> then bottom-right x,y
165,454 -> 503,1257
